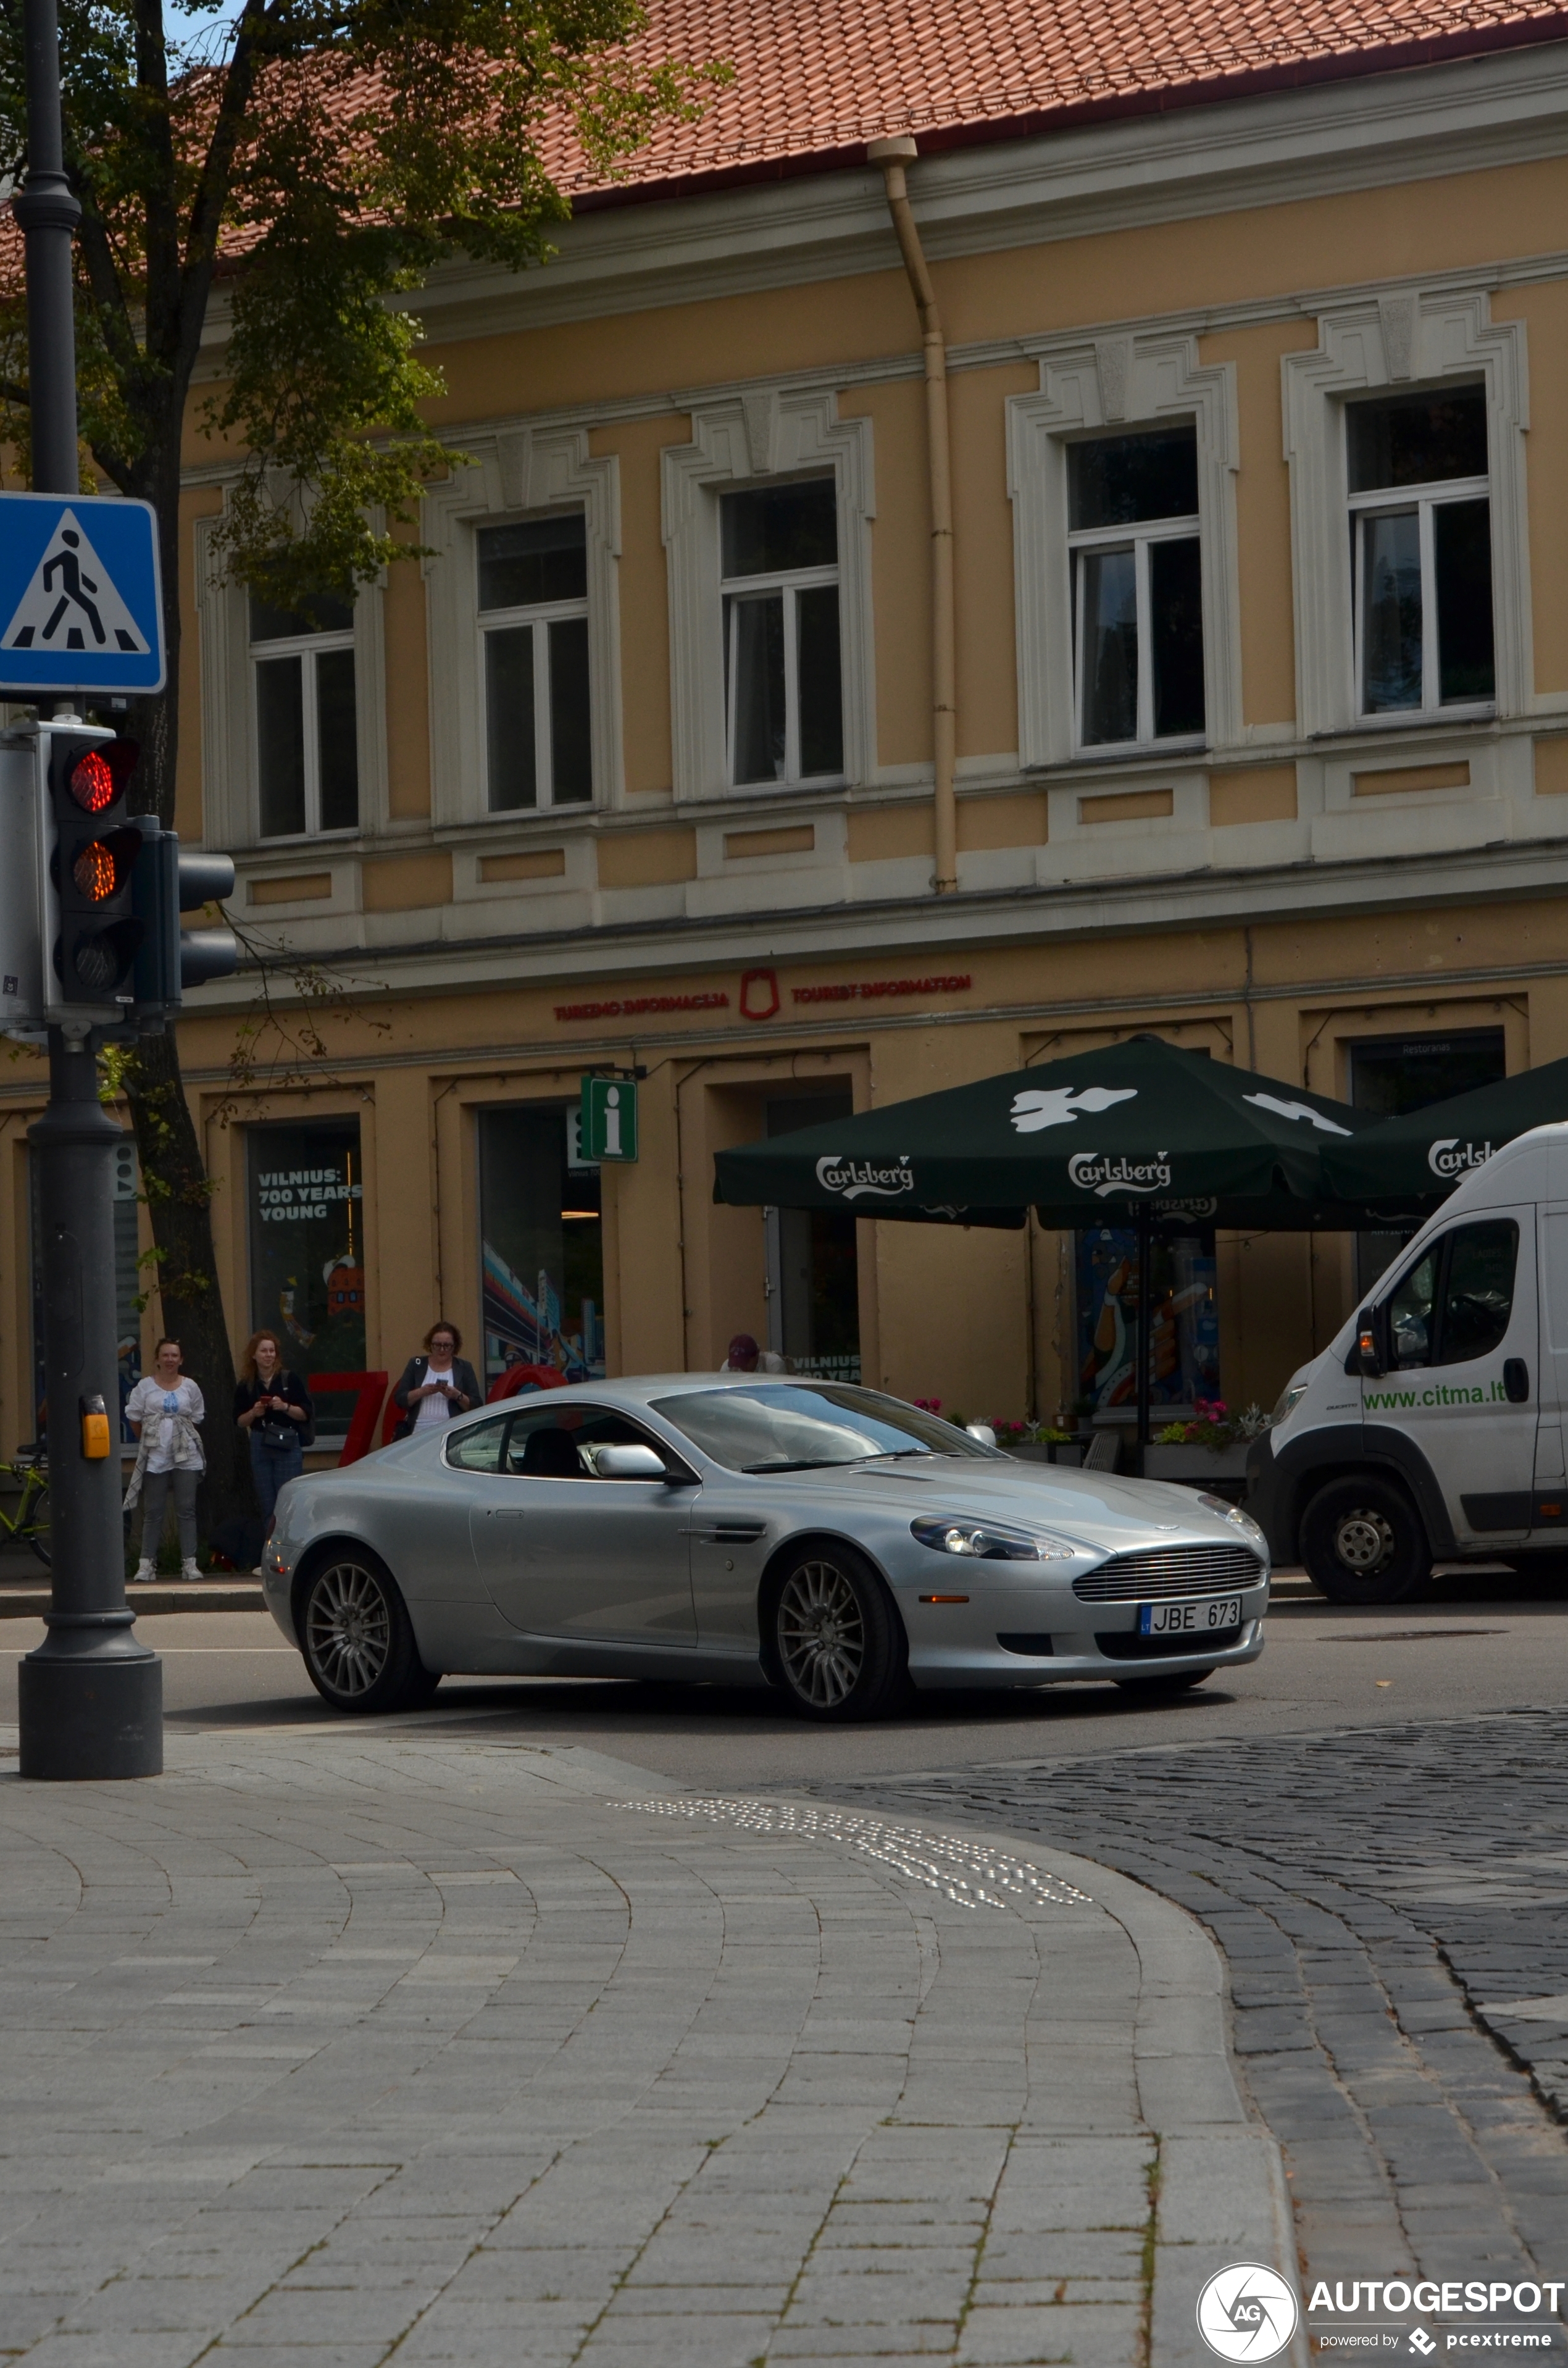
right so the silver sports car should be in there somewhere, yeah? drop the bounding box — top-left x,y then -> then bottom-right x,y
261,1377 -> 1269,1721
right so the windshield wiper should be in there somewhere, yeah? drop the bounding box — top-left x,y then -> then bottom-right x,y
740,1457 -> 861,1474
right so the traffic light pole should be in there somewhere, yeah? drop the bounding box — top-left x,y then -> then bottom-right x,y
15,0 -> 162,1778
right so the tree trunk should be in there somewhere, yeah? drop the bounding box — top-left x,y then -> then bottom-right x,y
120,447 -> 257,1550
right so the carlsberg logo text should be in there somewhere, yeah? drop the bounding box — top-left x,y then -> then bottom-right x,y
1428,1137 -> 1495,1179
1067,1150 -> 1174,1197
815,1154 -> 915,1202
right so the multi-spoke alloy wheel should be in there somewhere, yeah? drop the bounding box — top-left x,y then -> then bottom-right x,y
1301,1474 -> 1429,1604
767,1547 -> 909,1722
299,1550 -> 439,1715
777,1560 -> 866,1709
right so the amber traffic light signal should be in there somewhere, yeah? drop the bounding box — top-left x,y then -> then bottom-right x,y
40,725 -> 144,1019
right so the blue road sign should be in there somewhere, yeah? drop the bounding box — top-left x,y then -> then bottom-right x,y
0,492 -> 165,697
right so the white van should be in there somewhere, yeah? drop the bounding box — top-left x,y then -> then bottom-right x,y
1247,1121 -> 1568,1601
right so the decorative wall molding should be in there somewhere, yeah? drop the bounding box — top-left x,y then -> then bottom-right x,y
662,388 -> 877,801
194,493 -> 390,855
1282,285 -> 1532,734
422,425 -> 622,825
1007,330 -> 1243,769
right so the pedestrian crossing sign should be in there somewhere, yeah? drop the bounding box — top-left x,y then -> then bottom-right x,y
0,492 -> 165,695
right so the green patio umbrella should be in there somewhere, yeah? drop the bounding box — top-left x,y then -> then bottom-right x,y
1321,1052 -> 1568,1208
713,1037 -> 1375,1442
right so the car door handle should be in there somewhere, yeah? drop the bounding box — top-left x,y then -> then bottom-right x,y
1504,1358 -> 1530,1403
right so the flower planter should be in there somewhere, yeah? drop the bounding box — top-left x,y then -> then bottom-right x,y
1143,1442 -> 1252,1481
1005,1442 -> 1083,1467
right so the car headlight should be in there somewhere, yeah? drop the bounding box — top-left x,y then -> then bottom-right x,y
1198,1492 -> 1267,1548
1272,1379 -> 1308,1425
911,1515 -> 1078,1562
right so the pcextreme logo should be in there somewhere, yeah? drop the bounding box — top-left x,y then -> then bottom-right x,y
1364,1380 -> 1514,1410
1196,2263 -> 1300,2361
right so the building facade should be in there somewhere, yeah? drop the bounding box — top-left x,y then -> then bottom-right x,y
8,5 -> 1568,1441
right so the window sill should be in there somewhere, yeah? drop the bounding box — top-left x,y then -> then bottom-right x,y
1023,744 -> 1210,777
1317,706 -> 1497,740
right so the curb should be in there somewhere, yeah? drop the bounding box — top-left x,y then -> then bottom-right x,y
0,1580 -> 264,1620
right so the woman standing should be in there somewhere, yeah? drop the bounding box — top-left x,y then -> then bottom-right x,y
235,1331 -> 313,1559
124,1338 -> 206,1581
391,1322 -> 482,1439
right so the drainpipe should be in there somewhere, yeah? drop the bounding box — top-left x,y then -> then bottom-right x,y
868,135 -> 957,895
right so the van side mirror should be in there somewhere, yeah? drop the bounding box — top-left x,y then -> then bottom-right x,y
1355,1308 -> 1384,1379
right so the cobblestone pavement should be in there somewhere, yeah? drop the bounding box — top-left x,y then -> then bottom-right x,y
0,1732 -> 1295,2368
809,1707 -> 1568,2331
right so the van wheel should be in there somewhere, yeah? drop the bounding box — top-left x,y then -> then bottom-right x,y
300,1549 -> 440,1715
764,1546 -> 911,1722
1300,1476 -> 1430,1604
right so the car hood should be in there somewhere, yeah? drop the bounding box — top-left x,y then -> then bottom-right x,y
766,1457 -> 1258,1555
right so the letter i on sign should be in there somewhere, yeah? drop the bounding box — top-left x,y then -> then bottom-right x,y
605,1087 -> 621,1158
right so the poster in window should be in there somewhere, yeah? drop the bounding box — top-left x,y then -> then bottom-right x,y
478,1105 -> 604,1386
1075,1226 -> 1219,1416
248,1121 -> 366,1423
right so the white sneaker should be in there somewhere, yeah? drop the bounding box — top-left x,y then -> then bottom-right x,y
180,1558 -> 202,1583
132,1558 -> 154,1584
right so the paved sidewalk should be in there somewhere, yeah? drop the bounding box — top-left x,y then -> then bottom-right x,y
0,1731 -> 1296,2368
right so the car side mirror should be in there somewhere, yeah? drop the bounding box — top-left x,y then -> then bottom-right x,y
964,1423 -> 998,1449
1354,1308 -> 1384,1379
594,1443 -> 672,1480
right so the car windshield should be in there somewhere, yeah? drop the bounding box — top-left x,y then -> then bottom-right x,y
649,1384 -> 997,1473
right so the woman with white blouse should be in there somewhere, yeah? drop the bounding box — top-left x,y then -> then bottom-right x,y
124,1337 -> 206,1581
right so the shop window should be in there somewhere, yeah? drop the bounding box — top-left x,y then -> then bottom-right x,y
721,480 -> 843,787
764,1094 -> 859,1382
250,595 -> 359,839
1348,385 -> 1494,715
478,1104 -> 604,1387
477,513 -> 592,811
1075,1226 -> 1219,1421
1068,428 -> 1204,750
29,1134 -> 144,1444
247,1118 -> 365,1437
1349,1028 -> 1506,1294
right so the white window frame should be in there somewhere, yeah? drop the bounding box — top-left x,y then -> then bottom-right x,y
1283,287 -> 1530,737
423,425 -> 621,827
1067,486 -> 1204,755
664,388 -> 875,801
475,518 -> 593,813
720,492 -> 842,788
1348,456 -> 1492,721
194,495 -> 389,855
1008,331 -> 1241,771
249,605 -> 361,842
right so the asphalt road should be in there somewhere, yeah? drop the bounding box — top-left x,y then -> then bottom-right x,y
3,1579 -> 1565,1785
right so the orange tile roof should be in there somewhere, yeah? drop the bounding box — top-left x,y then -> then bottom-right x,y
542,0 -> 1568,203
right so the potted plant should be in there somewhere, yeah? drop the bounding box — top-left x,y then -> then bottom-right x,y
990,1418 -> 1083,1468
1143,1399 -> 1269,1481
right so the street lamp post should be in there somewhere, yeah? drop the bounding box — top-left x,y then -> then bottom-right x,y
13,0 -> 162,1780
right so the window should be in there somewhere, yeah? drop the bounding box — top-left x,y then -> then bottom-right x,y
494,1400 -> 672,1478
247,1118 -> 365,1436
1385,1220 -> 1518,1369
478,1105 -> 603,1387
1348,386 -> 1495,716
250,596 -> 359,839
1075,1224 -> 1219,1417
764,1093 -> 859,1381
1348,1029 -> 1506,1295
445,1416 -> 509,1472
1068,429 -> 1204,750
720,480 -> 843,786
477,514 -> 591,811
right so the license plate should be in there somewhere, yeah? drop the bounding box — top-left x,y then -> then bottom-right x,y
1138,1596 -> 1243,1636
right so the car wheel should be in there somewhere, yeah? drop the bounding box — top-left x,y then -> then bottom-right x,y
1300,1475 -> 1430,1605
765,1546 -> 910,1722
300,1549 -> 440,1716
1113,1667 -> 1213,1693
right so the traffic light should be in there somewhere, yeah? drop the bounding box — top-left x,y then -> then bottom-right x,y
38,722 -> 144,1023
130,827 -> 237,1022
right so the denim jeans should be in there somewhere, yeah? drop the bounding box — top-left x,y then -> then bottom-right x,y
251,1431 -> 304,1530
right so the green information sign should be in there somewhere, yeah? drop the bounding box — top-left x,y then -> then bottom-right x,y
580,1074 -> 638,1163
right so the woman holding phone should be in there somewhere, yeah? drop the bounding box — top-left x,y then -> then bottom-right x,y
235,1329 -> 313,1553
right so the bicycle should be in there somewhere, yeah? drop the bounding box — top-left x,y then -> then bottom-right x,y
0,1447 -> 51,1567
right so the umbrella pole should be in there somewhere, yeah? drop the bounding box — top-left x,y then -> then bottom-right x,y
1136,1211 -> 1152,1462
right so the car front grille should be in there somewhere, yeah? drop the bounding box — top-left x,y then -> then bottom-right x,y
1073,1543 -> 1264,1603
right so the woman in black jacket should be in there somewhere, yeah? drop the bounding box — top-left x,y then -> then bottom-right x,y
234,1330 -> 313,1552
392,1321 -> 483,1441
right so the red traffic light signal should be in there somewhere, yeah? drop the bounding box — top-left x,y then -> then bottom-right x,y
40,727 -> 146,1018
